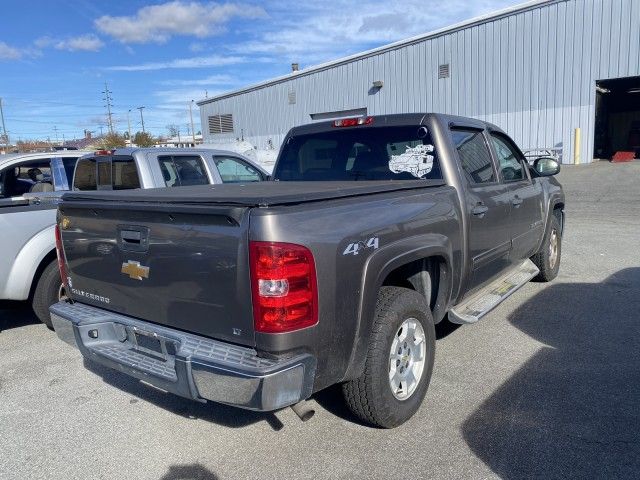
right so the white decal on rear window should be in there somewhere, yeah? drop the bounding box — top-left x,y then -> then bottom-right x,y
388,144 -> 435,178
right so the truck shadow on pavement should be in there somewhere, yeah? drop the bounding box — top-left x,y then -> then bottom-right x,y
462,268 -> 640,479
83,360 -> 285,431
159,463 -> 218,480
0,301 -> 39,331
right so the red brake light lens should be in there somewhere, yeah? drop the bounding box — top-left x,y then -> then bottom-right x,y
94,149 -> 114,156
54,224 -> 69,290
250,241 -> 318,333
333,116 -> 373,127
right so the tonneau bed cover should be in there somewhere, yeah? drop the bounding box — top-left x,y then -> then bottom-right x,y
62,179 -> 446,207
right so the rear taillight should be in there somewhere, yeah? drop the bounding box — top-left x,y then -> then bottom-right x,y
333,116 -> 373,127
54,224 -> 69,290
250,241 -> 318,333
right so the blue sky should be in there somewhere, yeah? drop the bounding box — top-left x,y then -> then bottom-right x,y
0,0 -> 518,141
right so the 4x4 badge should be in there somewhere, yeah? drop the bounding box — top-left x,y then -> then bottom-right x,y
121,260 -> 150,280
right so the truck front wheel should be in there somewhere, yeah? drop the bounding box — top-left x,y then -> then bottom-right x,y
531,214 -> 562,282
31,260 -> 61,329
342,286 -> 436,428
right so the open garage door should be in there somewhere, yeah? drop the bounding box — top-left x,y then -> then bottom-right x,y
594,77 -> 640,160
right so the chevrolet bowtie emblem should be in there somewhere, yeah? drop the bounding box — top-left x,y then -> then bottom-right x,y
121,260 -> 150,280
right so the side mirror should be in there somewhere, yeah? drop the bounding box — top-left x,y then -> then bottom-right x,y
533,157 -> 560,176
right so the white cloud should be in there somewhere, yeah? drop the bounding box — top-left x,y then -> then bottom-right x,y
95,1 -> 266,44
0,42 -> 21,60
160,74 -> 235,86
231,0 -> 517,64
154,88 -> 218,104
35,34 -> 104,52
58,34 -> 104,52
106,54 -> 245,71
189,42 -> 206,52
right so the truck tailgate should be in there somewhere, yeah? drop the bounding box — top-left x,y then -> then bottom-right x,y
58,202 -> 255,346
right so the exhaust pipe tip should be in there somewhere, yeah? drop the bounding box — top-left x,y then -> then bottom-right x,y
291,400 -> 315,422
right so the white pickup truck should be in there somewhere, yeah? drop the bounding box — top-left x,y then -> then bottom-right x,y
1,147 -> 267,327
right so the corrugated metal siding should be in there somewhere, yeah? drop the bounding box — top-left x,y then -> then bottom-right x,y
200,0 -> 640,163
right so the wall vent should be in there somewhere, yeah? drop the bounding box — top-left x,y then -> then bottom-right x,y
208,114 -> 234,134
438,64 -> 450,79
288,91 -> 296,104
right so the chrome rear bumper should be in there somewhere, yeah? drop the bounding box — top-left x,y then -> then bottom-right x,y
50,301 -> 315,411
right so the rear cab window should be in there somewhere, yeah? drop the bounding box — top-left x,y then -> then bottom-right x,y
274,125 -> 441,181
158,155 -> 209,187
73,155 -> 140,191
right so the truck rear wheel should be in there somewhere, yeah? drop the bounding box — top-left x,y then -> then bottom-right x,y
31,260 -> 61,329
342,286 -> 435,428
531,214 -> 562,282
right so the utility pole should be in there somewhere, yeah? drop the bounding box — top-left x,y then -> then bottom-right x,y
127,109 -> 132,146
137,106 -> 146,133
102,82 -> 114,133
0,97 -> 9,147
53,125 -> 59,144
99,125 -> 104,137
189,100 -> 196,144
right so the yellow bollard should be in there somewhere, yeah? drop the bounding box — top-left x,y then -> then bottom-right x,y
574,128 -> 581,165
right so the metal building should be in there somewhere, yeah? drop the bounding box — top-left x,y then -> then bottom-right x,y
197,0 -> 640,164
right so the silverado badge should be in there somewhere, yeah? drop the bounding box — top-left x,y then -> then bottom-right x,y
121,260 -> 150,280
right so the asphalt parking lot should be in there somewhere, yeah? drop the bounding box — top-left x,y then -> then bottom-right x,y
1,161 -> 639,480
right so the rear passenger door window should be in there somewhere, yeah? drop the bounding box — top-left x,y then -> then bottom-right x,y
214,156 -> 263,183
158,155 -> 209,187
490,133 -> 527,182
450,129 -> 496,184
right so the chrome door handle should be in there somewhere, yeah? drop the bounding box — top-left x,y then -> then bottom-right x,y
512,197 -> 523,207
471,204 -> 489,216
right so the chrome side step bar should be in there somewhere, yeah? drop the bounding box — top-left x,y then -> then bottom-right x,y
448,259 -> 539,324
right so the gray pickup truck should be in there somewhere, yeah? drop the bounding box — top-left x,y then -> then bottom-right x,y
51,113 -> 564,428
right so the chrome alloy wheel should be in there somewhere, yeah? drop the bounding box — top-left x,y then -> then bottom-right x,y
548,228 -> 559,269
389,318 -> 426,401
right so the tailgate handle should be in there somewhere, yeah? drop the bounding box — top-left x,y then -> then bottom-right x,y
121,230 -> 141,244
118,226 -> 149,252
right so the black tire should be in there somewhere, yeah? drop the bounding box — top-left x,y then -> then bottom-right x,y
342,286 -> 436,428
531,214 -> 562,282
31,260 -> 62,329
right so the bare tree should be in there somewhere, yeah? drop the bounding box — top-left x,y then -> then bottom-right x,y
166,124 -> 180,138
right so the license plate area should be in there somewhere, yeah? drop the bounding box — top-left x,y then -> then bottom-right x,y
131,327 -> 174,361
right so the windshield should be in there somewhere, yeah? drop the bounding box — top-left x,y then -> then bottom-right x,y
274,125 -> 441,181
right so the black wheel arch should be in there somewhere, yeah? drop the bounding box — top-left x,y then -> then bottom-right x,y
341,234 -> 454,382
28,249 -> 58,300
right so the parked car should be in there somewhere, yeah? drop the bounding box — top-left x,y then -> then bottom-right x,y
1,147 -> 267,328
70,147 -> 268,191
0,151 -> 89,326
51,114 -> 564,427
